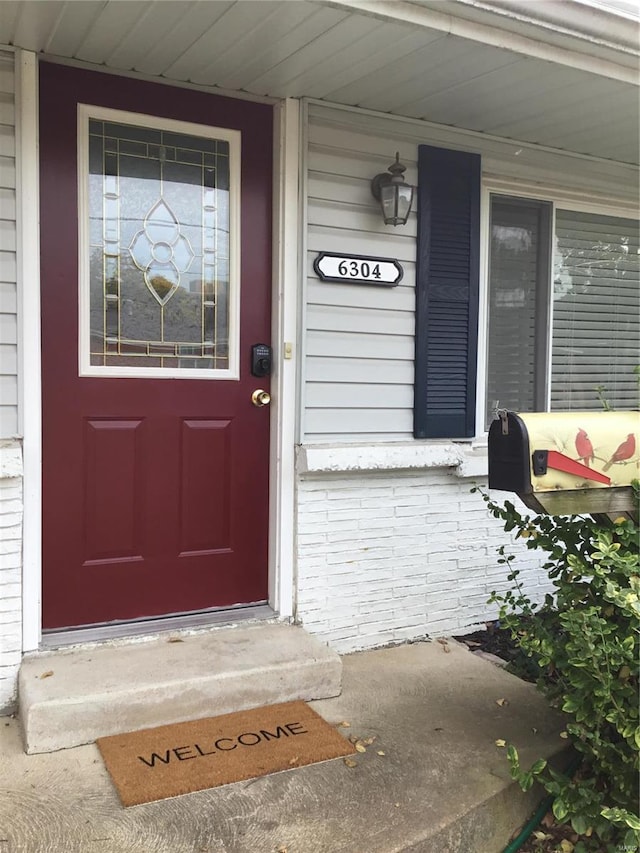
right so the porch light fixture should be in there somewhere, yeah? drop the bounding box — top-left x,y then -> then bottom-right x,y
370,152 -> 414,226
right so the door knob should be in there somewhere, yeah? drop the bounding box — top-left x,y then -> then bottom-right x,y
251,389 -> 271,407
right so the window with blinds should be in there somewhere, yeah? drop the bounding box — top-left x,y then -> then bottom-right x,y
486,199 -> 638,424
551,210 -> 640,411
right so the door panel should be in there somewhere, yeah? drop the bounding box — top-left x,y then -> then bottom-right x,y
39,63 -> 273,629
83,418 -> 144,564
179,419 -> 232,555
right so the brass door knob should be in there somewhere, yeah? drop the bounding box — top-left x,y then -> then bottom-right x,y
251,389 -> 271,407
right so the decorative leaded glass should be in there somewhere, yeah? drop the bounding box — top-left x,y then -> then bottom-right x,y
88,119 -> 231,370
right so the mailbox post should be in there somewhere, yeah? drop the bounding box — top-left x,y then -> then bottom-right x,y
488,410 -> 639,520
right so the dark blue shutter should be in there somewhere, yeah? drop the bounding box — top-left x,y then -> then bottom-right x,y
414,145 -> 480,439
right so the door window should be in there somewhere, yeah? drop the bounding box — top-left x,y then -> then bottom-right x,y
79,106 -> 240,378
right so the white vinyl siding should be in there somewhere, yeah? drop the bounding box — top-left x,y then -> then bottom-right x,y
305,116 -> 417,442
0,48 -> 20,715
0,51 -> 16,438
303,101 -> 639,444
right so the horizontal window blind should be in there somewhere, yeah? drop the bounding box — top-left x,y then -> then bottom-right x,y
552,211 -> 639,411
486,197 -> 549,424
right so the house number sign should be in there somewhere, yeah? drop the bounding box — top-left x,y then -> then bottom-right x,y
314,252 -> 403,286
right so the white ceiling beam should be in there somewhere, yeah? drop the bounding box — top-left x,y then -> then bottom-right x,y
456,1 -> 639,50
322,0 -> 640,84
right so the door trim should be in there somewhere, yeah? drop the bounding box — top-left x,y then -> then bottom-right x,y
17,49 -> 42,653
19,52 -> 299,649
269,97 -> 300,622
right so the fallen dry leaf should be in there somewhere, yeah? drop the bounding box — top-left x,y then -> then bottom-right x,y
343,758 -> 357,768
354,742 -> 367,753
168,637 -> 184,643
288,757 -> 299,766
495,698 -> 509,707
276,847 -> 288,853
560,731 -> 569,739
39,671 -> 54,679
442,645 -> 451,653
363,736 -> 376,745
376,750 -> 386,756
349,735 -> 359,744
533,831 -> 552,841
495,739 -> 506,747
337,721 -> 351,728
437,638 -> 448,645
559,840 -> 574,853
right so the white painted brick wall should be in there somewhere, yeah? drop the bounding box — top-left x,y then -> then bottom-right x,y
296,468 -> 551,653
0,442 -> 22,712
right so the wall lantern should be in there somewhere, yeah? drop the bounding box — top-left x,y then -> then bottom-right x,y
370,152 -> 414,226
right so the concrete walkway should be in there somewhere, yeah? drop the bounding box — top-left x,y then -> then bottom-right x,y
0,639 -> 568,853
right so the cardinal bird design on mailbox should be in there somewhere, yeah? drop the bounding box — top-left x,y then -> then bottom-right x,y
603,434 -> 636,471
488,410 -> 639,516
575,428 -> 595,467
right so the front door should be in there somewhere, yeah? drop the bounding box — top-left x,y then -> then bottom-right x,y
39,64 -> 273,630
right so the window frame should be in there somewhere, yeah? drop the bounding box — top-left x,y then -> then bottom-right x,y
476,180 -> 639,438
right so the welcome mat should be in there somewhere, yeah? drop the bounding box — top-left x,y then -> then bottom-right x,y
97,700 -> 356,806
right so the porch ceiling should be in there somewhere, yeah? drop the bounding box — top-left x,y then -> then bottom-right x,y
1,0 -> 638,164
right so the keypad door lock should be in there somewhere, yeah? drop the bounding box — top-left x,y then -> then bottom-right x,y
251,344 -> 272,377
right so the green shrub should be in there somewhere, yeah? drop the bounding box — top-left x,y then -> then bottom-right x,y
475,485 -> 640,852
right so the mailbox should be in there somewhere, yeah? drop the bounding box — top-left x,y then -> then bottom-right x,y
488,410 -> 639,516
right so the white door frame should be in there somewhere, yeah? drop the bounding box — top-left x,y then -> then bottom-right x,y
17,49 -> 41,652
18,49 -> 299,650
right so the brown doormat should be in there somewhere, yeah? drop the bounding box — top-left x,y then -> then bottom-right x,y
97,700 -> 356,807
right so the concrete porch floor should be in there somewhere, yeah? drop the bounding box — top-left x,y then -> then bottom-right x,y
0,639 -> 568,853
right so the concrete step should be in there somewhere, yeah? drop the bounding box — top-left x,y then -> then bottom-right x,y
19,622 -> 342,753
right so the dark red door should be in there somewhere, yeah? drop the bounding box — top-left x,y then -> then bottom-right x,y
40,64 -> 273,629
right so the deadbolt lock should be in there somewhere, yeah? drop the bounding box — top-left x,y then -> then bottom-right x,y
251,389 -> 271,407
